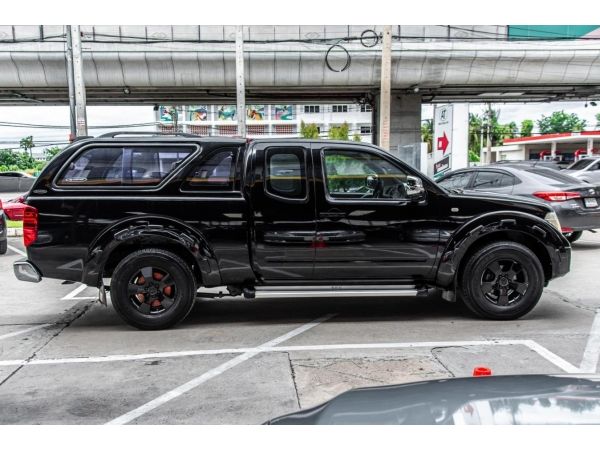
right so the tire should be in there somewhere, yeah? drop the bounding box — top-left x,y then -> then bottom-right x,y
111,248 -> 197,330
459,241 -> 544,320
564,231 -> 583,243
0,240 -> 7,255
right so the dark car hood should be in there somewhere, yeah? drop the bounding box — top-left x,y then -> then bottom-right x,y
267,375 -> 600,425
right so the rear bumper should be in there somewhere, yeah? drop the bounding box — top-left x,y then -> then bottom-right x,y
553,245 -> 571,279
13,259 -> 42,283
554,202 -> 600,231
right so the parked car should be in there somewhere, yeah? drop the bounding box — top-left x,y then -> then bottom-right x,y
1,196 -> 26,221
491,159 -> 566,170
437,165 -> 600,243
0,200 -> 7,255
562,157 -> 600,183
267,374 -> 600,425
13,133 -> 570,329
0,170 -> 36,193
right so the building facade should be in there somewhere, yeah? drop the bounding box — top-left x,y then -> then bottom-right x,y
155,104 -> 374,143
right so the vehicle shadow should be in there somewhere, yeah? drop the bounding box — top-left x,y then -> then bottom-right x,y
571,240 -> 600,251
182,293 -> 474,327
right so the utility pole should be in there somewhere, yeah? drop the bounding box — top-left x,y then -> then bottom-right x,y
71,25 -> 88,137
65,26 -> 77,141
379,25 -> 392,150
235,25 -> 246,138
486,103 -> 492,164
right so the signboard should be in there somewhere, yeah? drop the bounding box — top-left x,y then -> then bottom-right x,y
246,105 -> 265,120
433,105 -> 453,177
217,105 -> 236,121
188,105 -> 209,121
159,105 -> 178,123
274,105 -> 293,120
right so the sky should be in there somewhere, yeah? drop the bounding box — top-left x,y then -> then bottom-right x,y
1,101 -> 599,151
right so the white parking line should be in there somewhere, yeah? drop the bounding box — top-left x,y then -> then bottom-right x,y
106,313 -> 336,425
0,338 -> 579,376
580,309 -> 600,373
0,323 -> 52,341
61,284 -> 89,300
7,244 -> 26,257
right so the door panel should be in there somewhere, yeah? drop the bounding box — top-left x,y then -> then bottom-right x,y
312,145 -> 440,282
249,143 -> 316,281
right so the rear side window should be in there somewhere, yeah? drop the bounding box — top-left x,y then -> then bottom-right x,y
438,172 -> 472,190
182,148 -> 239,191
472,171 -> 511,189
265,148 -> 306,200
57,146 -> 193,187
525,168 -> 581,184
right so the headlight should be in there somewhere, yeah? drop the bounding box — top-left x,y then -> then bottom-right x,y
545,211 -> 561,231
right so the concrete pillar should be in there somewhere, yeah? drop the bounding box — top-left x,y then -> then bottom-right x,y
551,141 -> 557,159
588,138 -> 594,156
374,93 -> 422,156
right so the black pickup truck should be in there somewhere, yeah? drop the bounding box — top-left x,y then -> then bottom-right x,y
13,133 -> 571,329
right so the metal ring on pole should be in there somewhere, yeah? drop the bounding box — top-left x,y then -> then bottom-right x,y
360,29 -> 380,47
325,43 -> 351,72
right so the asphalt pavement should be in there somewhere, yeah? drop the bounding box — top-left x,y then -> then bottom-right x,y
0,233 -> 599,424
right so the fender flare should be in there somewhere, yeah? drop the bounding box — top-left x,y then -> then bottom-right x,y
435,210 -> 569,287
81,215 -> 221,287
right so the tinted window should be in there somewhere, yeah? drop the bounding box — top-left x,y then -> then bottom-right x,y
567,159 -> 595,170
590,161 -> 600,171
265,148 -> 306,199
323,149 -> 409,200
438,172 -> 472,190
182,148 -> 238,191
525,168 -> 581,184
472,171 -> 508,190
57,146 -> 193,187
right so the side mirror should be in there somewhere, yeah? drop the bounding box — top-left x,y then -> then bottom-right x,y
404,175 -> 426,202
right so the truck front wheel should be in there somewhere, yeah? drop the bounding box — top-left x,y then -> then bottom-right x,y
459,241 -> 544,320
111,248 -> 197,330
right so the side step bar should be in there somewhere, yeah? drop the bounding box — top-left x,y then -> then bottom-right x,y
244,285 -> 422,299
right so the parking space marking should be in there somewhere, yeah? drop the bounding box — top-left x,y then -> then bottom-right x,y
580,309 -> 600,373
61,284 -> 89,300
7,245 -> 26,257
106,313 -> 336,425
0,323 -> 52,341
0,338 -> 579,375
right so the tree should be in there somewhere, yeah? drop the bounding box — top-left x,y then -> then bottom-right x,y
596,113 -> 600,129
352,133 -> 362,142
421,119 -> 433,152
468,113 -> 483,156
537,111 -> 587,134
328,122 -> 350,140
300,121 -> 320,139
20,135 -> 34,158
44,146 -> 63,161
520,119 -> 534,137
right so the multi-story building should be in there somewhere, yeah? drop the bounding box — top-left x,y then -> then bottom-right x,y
155,104 -> 374,143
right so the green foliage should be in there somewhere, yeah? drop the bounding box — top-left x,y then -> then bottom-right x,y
352,133 -> 362,142
468,150 -> 480,163
520,119 -> 534,137
19,135 -> 34,157
299,121 -> 320,139
596,113 -> 600,129
328,122 -> 350,140
537,111 -> 587,134
44,146 -> 63,160
421,119 -> 433,152
0,149 -> 37,171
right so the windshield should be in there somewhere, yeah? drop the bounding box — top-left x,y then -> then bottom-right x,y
566,159 -> 596,170
525,168 -> 583,185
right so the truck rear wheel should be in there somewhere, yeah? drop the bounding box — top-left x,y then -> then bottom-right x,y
110,248 -> 196,330
459,241 -> 544,320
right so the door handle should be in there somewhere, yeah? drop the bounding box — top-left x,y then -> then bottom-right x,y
319,209 -> 346,220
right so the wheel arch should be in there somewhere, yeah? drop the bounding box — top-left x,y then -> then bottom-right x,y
82,215 -> 221,287
436,210 -> 568,288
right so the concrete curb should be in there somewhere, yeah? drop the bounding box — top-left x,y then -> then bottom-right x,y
6,227 -> 22,237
